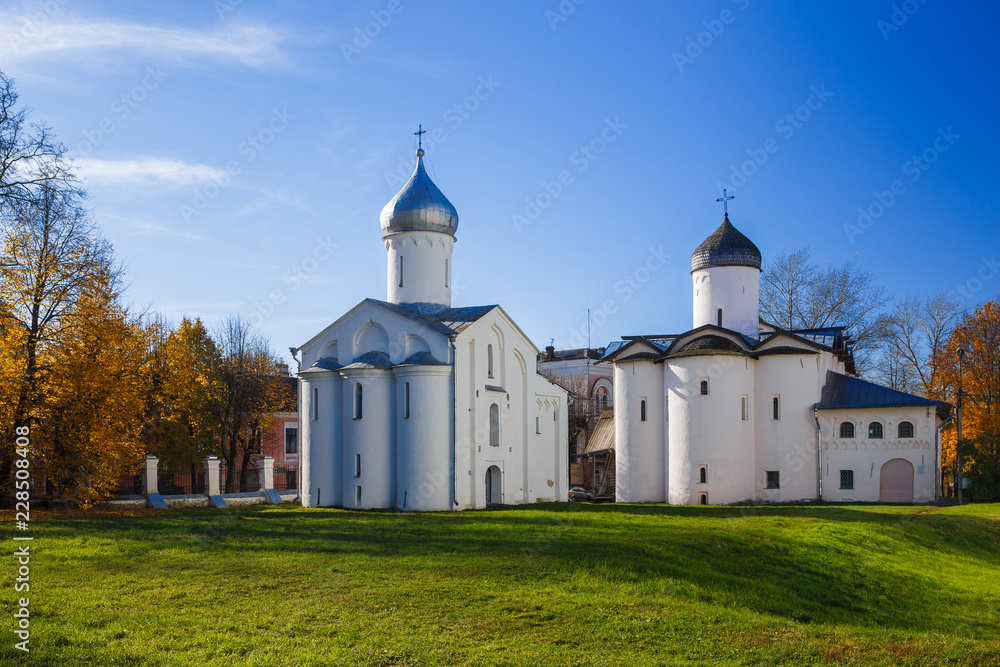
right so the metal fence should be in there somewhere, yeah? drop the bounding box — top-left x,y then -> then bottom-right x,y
220,466 -> 260,494
158,469 -> 206,495
275,466 -> 298,492
114,473 -> 143,496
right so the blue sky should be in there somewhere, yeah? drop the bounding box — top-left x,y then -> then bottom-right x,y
2,0 -> 997,364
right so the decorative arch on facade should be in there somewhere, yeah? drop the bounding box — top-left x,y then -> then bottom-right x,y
320,340 -> 339,361
354,321 -> 390,356
405,334 -> 430,357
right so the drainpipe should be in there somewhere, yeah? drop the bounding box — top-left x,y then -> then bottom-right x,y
450,337 -> 458,507
935,409 -> 954,502
813,405 -> 823,501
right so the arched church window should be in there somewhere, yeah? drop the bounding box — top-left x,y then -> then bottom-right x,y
699,467 -> 707,484
489,404 -> 500,446
898,421 -> 914,438
699,493 -> 708,505
601,393 -> 608,410
487,344 -> 494,379
868,422 -> 883,439
840,422 -> 855,438
354,383 -> 363,420
700,380 -> 709,395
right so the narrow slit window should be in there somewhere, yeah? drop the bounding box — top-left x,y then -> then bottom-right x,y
445,258 -> 449,287
355,454 -> 361,478
489,403 -> 500,446
640,399 -> 647,422
398,255 -> 404,287
741,396 -> 748,421
699,466 -> 707,484
535,416 -> 540,434
772,396 -> 780,421
354,383 -> 363,420
404,382 -> 410,419
717,308 -> 723,327
312,387 -> 319,420
487,344 -> 494,379
355,486 -> 362,506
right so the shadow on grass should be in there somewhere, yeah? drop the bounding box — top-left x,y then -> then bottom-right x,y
42,502 -> 1000,636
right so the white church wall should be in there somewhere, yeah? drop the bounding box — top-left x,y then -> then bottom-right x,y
754,355 -> 821,502
614,359 -> 665,502
820,409 -> 937,502
298,371 -> 343,507
692,266 -> 760,336
340,368 -> 396,509
453,310 -> 566,509
667,355 -> 754,505
385,232 -> 454,307
393,364 -> 453,511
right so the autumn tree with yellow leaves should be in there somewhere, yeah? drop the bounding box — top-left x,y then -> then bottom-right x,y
933,299 -> 1000,501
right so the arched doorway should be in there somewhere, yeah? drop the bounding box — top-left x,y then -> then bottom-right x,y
879,459 -> 914,503
485,465 -> 502,505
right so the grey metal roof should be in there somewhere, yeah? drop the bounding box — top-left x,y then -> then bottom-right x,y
380,151 -> 459,237
679,335 -> 745,353
299,357 -> 343,374
398,351 -> 448,366
342,350 -> 392,370
366,299 -> 496,336
817,371 -> 951,412
691,213 -> 762,272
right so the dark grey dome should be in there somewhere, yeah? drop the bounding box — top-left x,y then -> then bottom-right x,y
380,151 -> 458,238
691,213 -> 761,272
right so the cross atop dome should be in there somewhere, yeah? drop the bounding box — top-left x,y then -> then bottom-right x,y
716,188 -> 734,215
414,124 -> 426,155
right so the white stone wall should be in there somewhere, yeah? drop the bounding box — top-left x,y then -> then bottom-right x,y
394,364 -> 453,511
667,354 -> 755,504
614,358 -> 665,502
820,408 -> 938,502
385,232 -> 454,307
340,368 -> 396,509
692,266 -> 761,336
298,370 -> 342,507
753,354 -> 822,502
452,309 -> 567,509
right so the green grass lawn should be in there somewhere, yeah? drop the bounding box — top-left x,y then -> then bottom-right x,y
2,502 -> 999,666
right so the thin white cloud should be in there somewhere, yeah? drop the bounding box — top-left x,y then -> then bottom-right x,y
0,14 -> 289,70
75,157 -> 228,187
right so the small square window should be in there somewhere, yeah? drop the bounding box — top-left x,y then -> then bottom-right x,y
766,471 -> 780,489
840,470 -> 854,489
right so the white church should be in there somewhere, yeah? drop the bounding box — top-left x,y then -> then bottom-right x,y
602,208 -> 951,505
294,141 -> 568,511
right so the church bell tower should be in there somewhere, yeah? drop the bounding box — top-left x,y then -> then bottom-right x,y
379,127 -> 458,311
690,192 -> 761,336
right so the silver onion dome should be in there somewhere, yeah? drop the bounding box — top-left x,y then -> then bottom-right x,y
380,149 -> 459,237
691,212 -> 762,272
